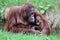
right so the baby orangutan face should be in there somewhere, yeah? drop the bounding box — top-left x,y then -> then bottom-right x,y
35,16 -> 41,25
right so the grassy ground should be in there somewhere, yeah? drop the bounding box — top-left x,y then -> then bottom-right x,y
0,30 -> 60,40
0,0 -> 60,40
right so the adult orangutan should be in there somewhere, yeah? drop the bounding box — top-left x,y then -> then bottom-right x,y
6,3 -> 51,35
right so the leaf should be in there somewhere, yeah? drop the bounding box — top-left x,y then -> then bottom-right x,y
39,5 -> 44,9
44,6 -> 49,10
40,9 -> 45,14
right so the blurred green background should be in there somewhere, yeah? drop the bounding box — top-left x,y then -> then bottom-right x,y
0,0 -> 60,40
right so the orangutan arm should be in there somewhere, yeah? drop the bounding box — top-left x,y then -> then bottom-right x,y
9,27 -> 41,34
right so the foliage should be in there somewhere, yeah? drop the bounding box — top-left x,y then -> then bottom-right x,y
0,0 -> 55,14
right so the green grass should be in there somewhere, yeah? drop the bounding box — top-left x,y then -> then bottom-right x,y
0,30 -> 60,40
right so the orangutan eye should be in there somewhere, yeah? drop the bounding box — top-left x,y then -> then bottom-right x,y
30,11 -> 34,15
